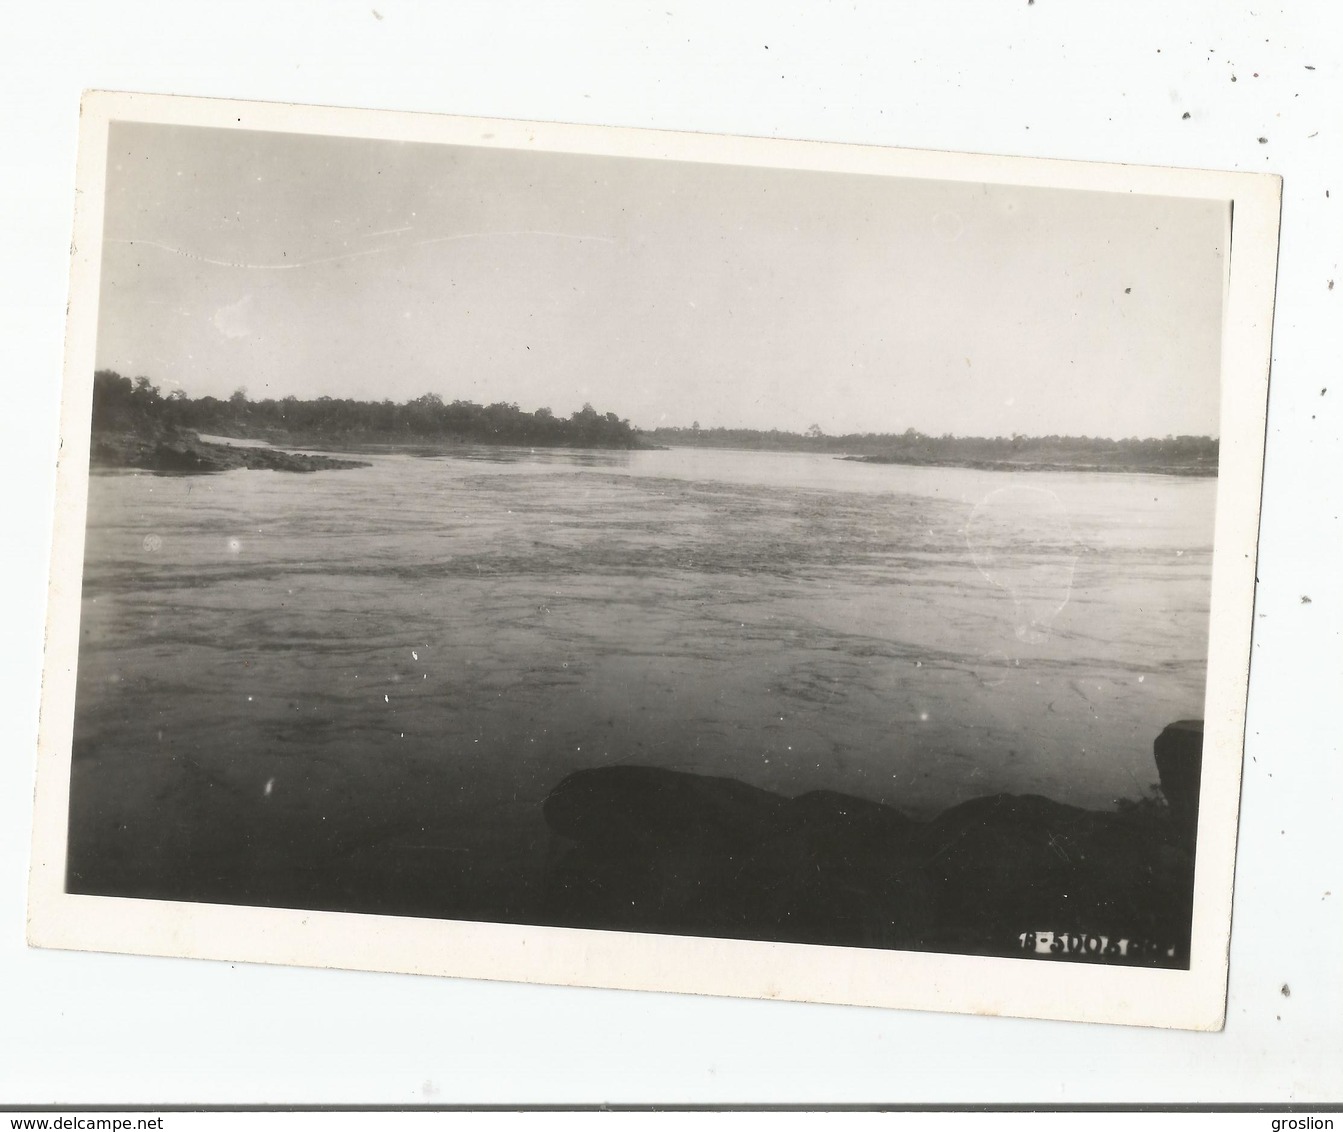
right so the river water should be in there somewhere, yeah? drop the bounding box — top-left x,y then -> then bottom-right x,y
68,445 -> 1215,922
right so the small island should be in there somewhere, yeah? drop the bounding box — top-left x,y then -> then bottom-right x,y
89,371 -> 647,474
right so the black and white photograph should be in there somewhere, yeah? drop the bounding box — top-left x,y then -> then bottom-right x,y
27,92 -> 1280,1029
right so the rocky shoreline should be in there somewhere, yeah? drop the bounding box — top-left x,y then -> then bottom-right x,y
541,721 -> 1203,966
90,430 -> 371,474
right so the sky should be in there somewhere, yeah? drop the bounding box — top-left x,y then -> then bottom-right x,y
95,121 -> 1228,438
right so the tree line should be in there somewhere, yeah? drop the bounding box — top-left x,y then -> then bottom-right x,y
90,372 -> 1217,471
91,371 -> 643,450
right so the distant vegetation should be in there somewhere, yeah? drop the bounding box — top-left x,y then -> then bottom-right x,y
91,371 -> 644,452
642,425 -> 1219,476
89,372 -> 1217,476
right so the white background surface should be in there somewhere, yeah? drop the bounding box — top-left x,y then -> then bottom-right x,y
2,0 -> 1339,1106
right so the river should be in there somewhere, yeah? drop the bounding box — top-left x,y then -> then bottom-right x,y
67,445 -> 1215,924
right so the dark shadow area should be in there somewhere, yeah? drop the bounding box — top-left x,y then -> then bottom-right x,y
540,721 -> 1202,967
66,721 -> 1202,967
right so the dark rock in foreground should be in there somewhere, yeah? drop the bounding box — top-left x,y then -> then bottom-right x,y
91,431 -> 371,474
542,732 -> 1201,967
1155,719 -> 1204,835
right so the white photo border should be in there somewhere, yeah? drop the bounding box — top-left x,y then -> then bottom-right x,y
27,89 -> 1282,1030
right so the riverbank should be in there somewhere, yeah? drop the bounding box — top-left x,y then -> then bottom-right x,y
252,433 -> 668,457
90,429 -> 371,474
842,454 -> 1219,477
642,426 -> 1219,477
542,721 -> 1202,965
